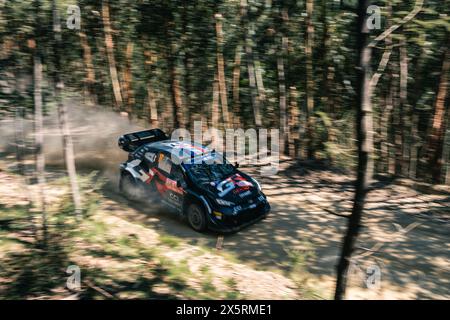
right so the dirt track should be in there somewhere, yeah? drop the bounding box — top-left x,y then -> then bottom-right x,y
99,161 -> 449,299
1,101 -> 449,299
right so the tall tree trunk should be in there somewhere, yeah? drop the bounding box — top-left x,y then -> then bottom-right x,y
409,48 -> 427,179
211,73 -> 220,129
245,41 -> 262,128
320,0 -> 333,114
14,75 -> 32,211
335,0 -> 373,300
289,86 -> 300,157
278,40 -> 288,155
305,0 -> 315,159
147,82 -> 158,127
232,0 -> 248,128
372,2 -> 392,175
52,0 -> 82,217
122,42 -> 135,117
232,42 -> 242,127
388,84 -> 396,175
278,8 -> 289,155
102,0 -> 123,110
34,50 -> 47,244
444,125 -> 450,185
427,45 -> 450,182
241,0 -> 262,128
79,31 -> 97,105
167,45 -> 184,129
399,34 -> 410,177
253,52 -> 266,112
182,0 -> 192,129
380,87 -> 393,173
144,50 -> 158,127
215,13 -> 231,129
31,1 -> 47,243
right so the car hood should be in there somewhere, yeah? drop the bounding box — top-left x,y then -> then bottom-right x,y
202,173 -> 260,205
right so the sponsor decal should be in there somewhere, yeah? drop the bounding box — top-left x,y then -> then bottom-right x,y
239,190 -> 252,198
217,174 -> 253,197
165,177 -> 184,194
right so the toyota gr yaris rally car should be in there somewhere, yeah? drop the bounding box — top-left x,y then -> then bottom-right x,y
118,129 -> 270,233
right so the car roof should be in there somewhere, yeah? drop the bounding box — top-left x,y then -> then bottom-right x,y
146,140 -> 212,160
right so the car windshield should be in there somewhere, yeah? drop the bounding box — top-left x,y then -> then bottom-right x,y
183,156 -> 236,184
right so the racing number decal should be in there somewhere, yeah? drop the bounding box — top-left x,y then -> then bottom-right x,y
217,174 -> 253,197
217,180 -> 235,197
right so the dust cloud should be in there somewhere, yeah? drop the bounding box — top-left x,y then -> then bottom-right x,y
0,97 -> 150,188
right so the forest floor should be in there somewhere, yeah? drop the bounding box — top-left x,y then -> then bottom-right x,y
0,102 -> 449,299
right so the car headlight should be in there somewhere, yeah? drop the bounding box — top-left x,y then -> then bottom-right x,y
216,198 -> 235,206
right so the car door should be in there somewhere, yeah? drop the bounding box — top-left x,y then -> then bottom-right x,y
153,152 -> 185,212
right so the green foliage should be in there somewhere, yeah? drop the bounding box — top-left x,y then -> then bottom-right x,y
0,0 -> 448,182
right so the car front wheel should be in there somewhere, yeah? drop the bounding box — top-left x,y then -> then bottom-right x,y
187,203 -> 207,232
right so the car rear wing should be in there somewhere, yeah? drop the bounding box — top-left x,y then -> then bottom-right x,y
118,129 -> 168,152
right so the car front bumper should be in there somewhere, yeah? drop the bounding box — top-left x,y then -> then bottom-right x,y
207,201 -> 271,233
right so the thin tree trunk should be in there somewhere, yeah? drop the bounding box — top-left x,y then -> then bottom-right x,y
232,43 -> 242,127
147,82 -> 158,127
246,43 -> 262,128
289,86 -> 300,157
14,105 -> 26,177
79,31 -> 97,105
32,42 -> 47,243
380,88 -> 393,173
212,73 -> 220,129
335,0 -> 373,300
253,52 -> 266,112
277,7 -> 289,155
278,34 -> 288,155
52,0 -> 82,217
409,112 -> 420,179
123,42 -> 135,117
215,13 -> 231,129
399,34 -> 410,177
182,0 -> 192,129
143,50 -> 158,127
388,84 -> 396,175
241,0 -> 262,128
409,48 -> 427,180
444,126 -> 450,185
305,0 -> 315,159
372,2 -> 392,175
232,0 -> 248,128
168,49 -> 183,129
320,0 -> 333,114
102,0 -> 123,110
427,45 -> 450,182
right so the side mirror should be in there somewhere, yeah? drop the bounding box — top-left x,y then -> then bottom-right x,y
235,162 -> 240,168
176,180 -> 182,188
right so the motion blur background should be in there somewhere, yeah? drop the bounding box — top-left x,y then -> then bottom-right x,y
0,0 -> 448,300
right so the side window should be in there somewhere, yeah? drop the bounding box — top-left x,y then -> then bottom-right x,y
144,151 -> 157,167
171,165 -> 184,182
158,153 -> 172,175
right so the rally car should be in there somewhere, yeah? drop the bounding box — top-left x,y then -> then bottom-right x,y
118,129 -> 270,233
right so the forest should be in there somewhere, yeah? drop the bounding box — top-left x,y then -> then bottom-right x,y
0,0 -> 449,300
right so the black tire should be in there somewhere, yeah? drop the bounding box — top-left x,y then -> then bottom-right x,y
119,173 -> 141,200
187,203 -> 207,232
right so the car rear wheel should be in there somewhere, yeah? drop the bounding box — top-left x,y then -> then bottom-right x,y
187,203 -> 207,232
120,173 -> 141,200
